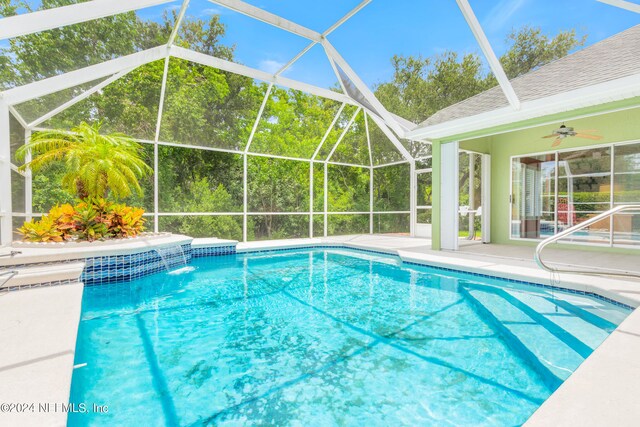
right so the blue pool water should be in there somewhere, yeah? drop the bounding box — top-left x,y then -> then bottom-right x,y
69,249 -> 630,426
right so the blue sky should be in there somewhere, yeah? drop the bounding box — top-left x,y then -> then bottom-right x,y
163,0 -> 639,89
5,0 -> 640,90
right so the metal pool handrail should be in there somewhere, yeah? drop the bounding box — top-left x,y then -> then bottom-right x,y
534,205 -> 640,279
0,270 -> 19,288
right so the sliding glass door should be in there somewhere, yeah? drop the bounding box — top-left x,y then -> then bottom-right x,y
511,153 -> 556,239
511,142 -> 640,246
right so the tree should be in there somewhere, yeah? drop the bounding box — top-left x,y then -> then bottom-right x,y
374,26 -> 586,124
16,122 -> 152,200
1,0 -> 587,239
500,26 -> 585,79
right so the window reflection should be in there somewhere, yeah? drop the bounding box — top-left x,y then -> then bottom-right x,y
511,143 -> 640,246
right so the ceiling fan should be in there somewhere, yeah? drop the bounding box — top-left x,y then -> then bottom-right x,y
542,124 -> 603,147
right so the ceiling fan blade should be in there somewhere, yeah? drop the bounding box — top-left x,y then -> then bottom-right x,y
576,129 -> 598,133
542,134 -> 557,139
551,137 -> 562,147
575,133 -> 603,140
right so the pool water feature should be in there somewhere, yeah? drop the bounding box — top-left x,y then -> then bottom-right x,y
69,249 -> 630,426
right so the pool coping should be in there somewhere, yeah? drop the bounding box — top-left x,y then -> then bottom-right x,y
0,283 -> 83,427
237,238 -> 640,309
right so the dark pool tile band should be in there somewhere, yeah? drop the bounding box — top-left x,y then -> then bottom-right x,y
4,242 -> 634,310
81,244 -> 235,285
239,244 -> 395,257
401,260 -> 634,311
238,245 -> 634,311
0,278 -> 80,293
192,246 -> 236,257
81,244 -> 196,285
3,244 -> 237,290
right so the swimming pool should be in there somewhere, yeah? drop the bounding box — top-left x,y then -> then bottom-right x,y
69,248 -> 630,426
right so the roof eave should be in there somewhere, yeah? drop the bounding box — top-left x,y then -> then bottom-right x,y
406,73 -> 640,141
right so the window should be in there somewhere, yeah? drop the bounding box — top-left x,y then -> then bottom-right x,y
511,142 -> 640,246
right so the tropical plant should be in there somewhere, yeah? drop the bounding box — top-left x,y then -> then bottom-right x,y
16,122 -> 152,200
106,204 -> 146,238
18,216 -> 65,243
47,203 -> 76,241
17,197 -> 146,242
71,202 -> 109,242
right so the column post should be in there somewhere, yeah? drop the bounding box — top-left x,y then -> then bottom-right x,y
440,141 -> 459,251
0,101 -> 13,245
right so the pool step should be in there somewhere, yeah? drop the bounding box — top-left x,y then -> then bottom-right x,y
460,283 -> 599,391
0,262 -> 85,291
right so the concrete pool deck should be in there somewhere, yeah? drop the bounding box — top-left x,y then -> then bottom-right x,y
0,283 -> 83,427
1,234 -> 639,425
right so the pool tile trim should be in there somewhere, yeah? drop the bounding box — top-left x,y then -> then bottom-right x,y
236,244 -> 635,311
0,278 -> 80,293
4,239 -> 632,310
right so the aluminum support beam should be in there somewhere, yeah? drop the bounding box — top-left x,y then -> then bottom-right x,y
366,112 -> 412,161
312,104 -> 346,161
245,84 -> 274,153
2,46 -> 167,106
0,0 -> 176,40
365,112 -> 374,234
322,40 -> 405,136
409,160 -> 417,237
275,0 -> 371,76
326,108 -> 361,162
24,129 -> 32,222
168,0 -> 191,47
481,154 -> 491,243
598,0 -> 640,13
208,0 -> 321,42
152,56 -> 172,233
170,46 -> 356,106
454,0 -> 520,110
323,162 -> 328,237
28,68 -> 136,129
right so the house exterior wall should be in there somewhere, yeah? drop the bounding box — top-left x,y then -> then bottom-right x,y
456,106 -> 640,252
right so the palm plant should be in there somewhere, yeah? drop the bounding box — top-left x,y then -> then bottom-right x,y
16,122 -> 152,200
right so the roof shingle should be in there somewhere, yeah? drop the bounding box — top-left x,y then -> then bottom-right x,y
420,25 -> 640,127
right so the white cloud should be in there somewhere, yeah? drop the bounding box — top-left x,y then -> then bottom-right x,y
482,0 -> 528,33
259,59 -> 289,74
203,7 -> 225,16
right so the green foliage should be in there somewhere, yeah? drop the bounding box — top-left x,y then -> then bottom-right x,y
251,87 -> 342,158
0,0 -> 145,89
32,164 -> 76,213
248,157 -> 310,213
375,52 -> 494,126
1,1 -> 586,240
327,165 -> 369,212
18,215 -> 65,242
106,203 -> 146,238
500,26 -> 586,79
374,26 -> 586,124
16,122 -> 152,200
327,215 -> 369,236
160,59 -> 265,150
72,202 -> 109,242
374,165 -> 410,211
18,197 -> 146,242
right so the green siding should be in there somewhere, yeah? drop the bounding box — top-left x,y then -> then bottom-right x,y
458,106 -> 640,253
